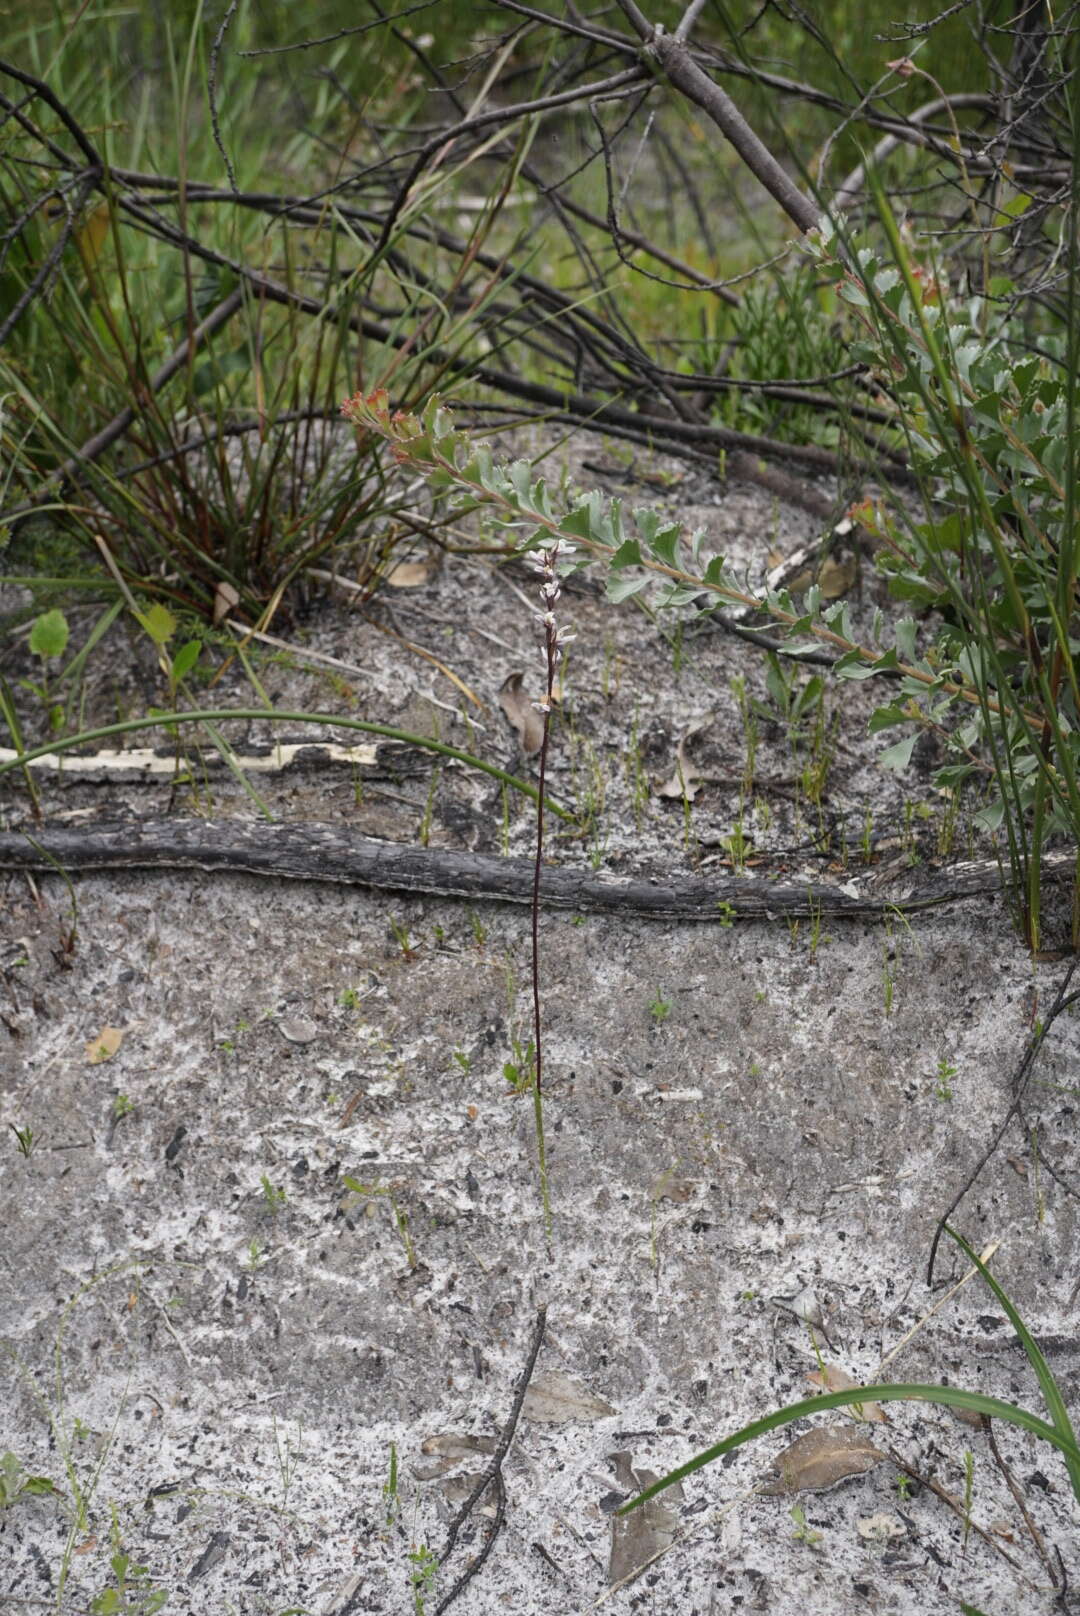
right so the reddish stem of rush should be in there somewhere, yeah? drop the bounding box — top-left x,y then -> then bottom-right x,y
529,617 -> 557,1236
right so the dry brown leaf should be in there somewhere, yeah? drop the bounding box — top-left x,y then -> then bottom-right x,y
441,1469 -> 496,1507
385,558 -> 436,589
85,1026 -> 123,1064
806,1366 -> 889,1424
951,1404 -> 989,1430
758,1424 -> 887,1496
654,736 -> 703,801
522,1370 -> 616,1425
654,717 -> 716,801
499,672 -> 546,756
785,554 -> 858,600
420,1432 -> 497,1458
816,554 -> 858,599
608,1453 -> 682,1586
213,580 -> 240,626
412,1432 -> 497,1479
653,764 -> 702,801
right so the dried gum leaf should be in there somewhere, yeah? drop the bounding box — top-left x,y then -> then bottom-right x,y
523,1370 -> 616,1425
817,554 -> 858,599
654,737 -> 703,801
785,554 -> 857,600
385,559 -> 437,589
653,768 -> 702,801
213,581 -> 240,626
441,1469 -> 496,1507
758,1424 -> 887,1496
499,672 -> 546,756
420,1432 -> 497,1459
85,1026 -> 124,1064
608,1455 -> 682,1586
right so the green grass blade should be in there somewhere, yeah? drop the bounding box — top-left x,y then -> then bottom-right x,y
198,719 -> 276,820
57,598 -> 124,690
0,674 -> 42,818
618,1384 -> 1080,1515
942,1226 -> 1080,1501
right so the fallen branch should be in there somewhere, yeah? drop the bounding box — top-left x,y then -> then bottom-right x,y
0,816 -> 1074,921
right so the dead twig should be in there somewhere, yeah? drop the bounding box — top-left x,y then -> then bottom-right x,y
434,1303 -> 547,1614
887,1446 -> 1032,1580
927,958 -> 1080,1284
985,1417 -> 1058,1585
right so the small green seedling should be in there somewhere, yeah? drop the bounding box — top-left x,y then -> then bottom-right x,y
111,1094 -> 134,1122
272,1414 -> 303,1512
89,1551 -> 169,1615
722,820 -> 749,873
503,1037 -> 536,1095
338,986 -> 362,1011
806,895 -> 830,961
649,988 -> 673,1025
452,1048 -> 471,1073
389,917 -> 418,960
260,1175 -> 287,1215
790,1503 -> 823,1548
962,1448 -> 975,1551
383,1442 -> 400,1528
8,1123 -> 34,1158
408,1543 -> 438,1614
23,608 -> 70,732
936,1056 -> 958,1102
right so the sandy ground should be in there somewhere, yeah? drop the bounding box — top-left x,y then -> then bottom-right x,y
2,440 -> 1078,1615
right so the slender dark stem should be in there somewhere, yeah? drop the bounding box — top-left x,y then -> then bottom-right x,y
530,622 -> 557,1242
0,175 -> 93,348
207,0 -> 240,193
927,955 -> 1080,1284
